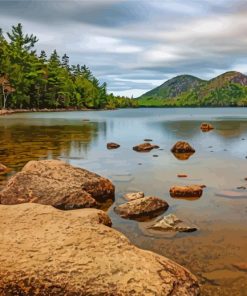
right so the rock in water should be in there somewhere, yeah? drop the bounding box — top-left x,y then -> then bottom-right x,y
114,196 -> 169,220
0,203 -> 200,296
0,160 -> 114,209
124,191 -> 145,201
148,214 -> 197,233
170,185 -> 203,199
177,174 -> 188,178
200,122 -> 214,132
133,143 -> 160,152
171,141 -> 195,153
107,142 -> 120,149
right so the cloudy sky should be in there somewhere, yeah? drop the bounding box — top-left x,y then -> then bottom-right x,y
1,0 -> 247,97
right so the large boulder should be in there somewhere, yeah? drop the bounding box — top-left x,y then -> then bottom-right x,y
114,196 -> 169,220
0,160 -> 114,209
171,141 -> 195,154
133,143 -> 159,152
0,203 -> 200,295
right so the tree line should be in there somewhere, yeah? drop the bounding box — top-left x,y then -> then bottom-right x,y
0,24 -> 138,110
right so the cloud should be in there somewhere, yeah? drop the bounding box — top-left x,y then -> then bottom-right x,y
1,0 -> 247,97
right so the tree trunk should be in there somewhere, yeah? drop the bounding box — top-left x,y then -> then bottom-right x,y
2,85 -> 7,109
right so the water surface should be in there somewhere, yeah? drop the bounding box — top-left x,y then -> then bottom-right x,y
1,108 -> 247,295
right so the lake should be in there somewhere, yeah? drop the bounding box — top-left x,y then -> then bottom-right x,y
0,108 -> 247,295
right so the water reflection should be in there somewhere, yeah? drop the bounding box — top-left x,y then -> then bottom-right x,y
172,152 -> 194,161
0,121 -> 106,172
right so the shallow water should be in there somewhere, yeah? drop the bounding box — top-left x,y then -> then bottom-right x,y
0,108 -> 247,295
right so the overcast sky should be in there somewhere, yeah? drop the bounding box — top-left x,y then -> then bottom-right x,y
1,0 -> 247,97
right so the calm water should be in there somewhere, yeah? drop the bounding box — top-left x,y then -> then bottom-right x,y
1,108 -> 247,295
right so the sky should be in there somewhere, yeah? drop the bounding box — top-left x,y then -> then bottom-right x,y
1,0 -> 247,97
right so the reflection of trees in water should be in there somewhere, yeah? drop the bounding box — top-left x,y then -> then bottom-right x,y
172,152 -> 194,161
149,121 -> 201,140
149,120 -> 247,140
214,121 -> 247,138
0,122 -> 106,171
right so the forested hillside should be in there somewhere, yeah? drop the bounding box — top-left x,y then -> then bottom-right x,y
139,72 -> 247,107
0,24 -> 137,110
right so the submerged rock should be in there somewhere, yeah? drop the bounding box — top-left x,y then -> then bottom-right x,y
171,141 -> 195,154
107,142 -> 120,149
236,186 -> 246,190
124,191 -> 145,201
114,196 -> 169,220
216,190 -> 247,199
200,122 -> 214,132
133,143 -> 159,152
147,214 -> 197,233
0,163 -> 9,175
0,160 -> 115,209
0,203 -> 199,296
170,185 -> 203,199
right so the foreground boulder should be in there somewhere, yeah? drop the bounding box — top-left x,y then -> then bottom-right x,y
107,142 -> 120,149
0,160 -> 114,209
114,196 -> 169,220
0,163 -> 9,174
170,185 -> 203,199
0,203 -> 199,296
133,143 -> 159,152
200,122 -> 214,132
171,141 -> 195,154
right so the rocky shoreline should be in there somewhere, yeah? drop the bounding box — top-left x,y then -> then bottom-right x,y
0,160 -> 200,295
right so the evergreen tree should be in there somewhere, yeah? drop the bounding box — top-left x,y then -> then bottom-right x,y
0,24 -> 137,109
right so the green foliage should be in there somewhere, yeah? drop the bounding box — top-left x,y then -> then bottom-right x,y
138,72 -> 247,107
0,24 -> 137,109
139,75 -> 206,100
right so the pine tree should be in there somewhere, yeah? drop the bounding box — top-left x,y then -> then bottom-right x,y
0,23 -> 135,109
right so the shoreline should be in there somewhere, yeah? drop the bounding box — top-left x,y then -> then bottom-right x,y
0,108 -> 114,116
1,106 -> 246,117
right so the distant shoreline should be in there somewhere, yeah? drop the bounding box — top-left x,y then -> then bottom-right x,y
0,108 -> 116,116
1,106 -> 247,117
2,105 -> 246,116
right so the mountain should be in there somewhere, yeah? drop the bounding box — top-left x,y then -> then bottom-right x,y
138,71 -> 247,107
140,75 -> 206,99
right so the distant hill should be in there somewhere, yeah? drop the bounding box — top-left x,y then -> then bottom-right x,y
138,71 -> 247,107
140,75 -> 206,99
